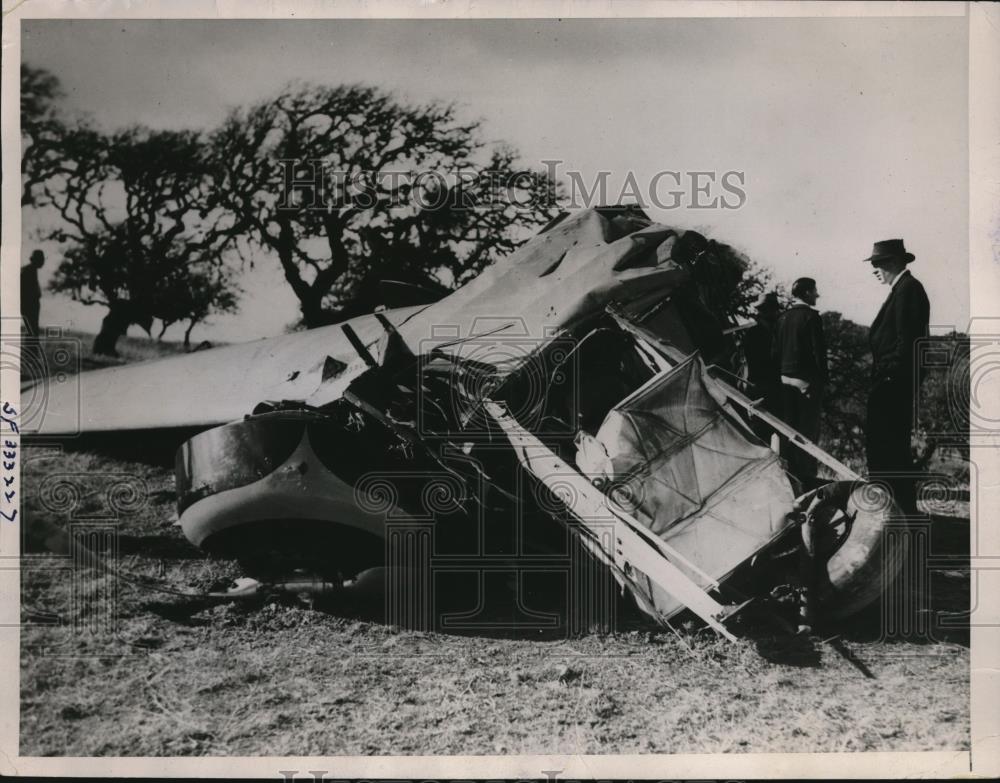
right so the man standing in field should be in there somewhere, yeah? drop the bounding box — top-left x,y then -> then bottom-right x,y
772,277 -> 827,483
742,291 -> 782,417
21,249 -> 45,336
864,239 -> 930,513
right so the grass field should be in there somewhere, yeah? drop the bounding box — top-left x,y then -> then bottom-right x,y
37,326 -> 194,369
18,333 -> 971,757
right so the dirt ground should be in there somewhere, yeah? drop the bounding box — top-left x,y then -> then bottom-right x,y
19,443 -> 971,757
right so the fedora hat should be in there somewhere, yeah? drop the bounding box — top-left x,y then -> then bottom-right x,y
863,238 -> 915,265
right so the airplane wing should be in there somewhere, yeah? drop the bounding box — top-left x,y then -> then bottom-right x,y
28,206 -> 723,436
24,305 -> 427,435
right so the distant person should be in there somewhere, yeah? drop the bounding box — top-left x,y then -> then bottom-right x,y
20,249 -> 45,336
741,291 -> 782,417
772,277 -> 827,482
863,239 -> 930,513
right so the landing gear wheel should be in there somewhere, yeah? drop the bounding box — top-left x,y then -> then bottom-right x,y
799,480 -> 909,619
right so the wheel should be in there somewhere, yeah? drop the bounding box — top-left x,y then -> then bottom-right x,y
805,480 -> 909,619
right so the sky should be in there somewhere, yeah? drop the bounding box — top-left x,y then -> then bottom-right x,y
21,16 -> 970,343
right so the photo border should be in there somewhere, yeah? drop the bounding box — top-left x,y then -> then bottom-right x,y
1,0 -> 994,778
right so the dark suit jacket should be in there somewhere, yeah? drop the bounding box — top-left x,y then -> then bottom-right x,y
743,319 -> 781,400
869,270 -> 930,384
773,302 -> 827,387
21,264 -> 41,317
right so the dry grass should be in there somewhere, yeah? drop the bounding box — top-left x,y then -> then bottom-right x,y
19,446 -> 971,757
18,332 -> 971,756
59,327 -> 191,365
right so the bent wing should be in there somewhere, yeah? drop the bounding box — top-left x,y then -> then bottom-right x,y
27,206 -> 722,436
23,306 -> 426,435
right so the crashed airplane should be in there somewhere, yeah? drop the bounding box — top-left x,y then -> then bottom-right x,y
27,206 -> 906,638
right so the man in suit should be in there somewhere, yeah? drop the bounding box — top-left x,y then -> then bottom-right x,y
740,292 -> 781,443
772,277 -> 827,483
742,291 -> 782,422
20,249 -> 45,336
864,239 -> 930,513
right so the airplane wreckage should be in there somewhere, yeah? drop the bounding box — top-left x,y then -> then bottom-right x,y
28,207 -> 907,639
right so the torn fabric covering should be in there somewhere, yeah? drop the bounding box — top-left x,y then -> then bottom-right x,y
587,354 -> 796,618
358,208 -> 693,374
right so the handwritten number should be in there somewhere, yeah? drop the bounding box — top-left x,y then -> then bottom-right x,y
0,403 -> 18,521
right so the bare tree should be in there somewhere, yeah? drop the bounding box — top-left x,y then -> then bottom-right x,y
153,260 -> 241,349
209,83 -> 560,327
36,122 -> 241,355
21,64 -> 67,207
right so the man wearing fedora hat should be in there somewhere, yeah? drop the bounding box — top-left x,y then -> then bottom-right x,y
864,238 -> 930,512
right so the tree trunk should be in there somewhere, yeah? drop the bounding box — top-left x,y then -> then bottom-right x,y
156,321 -> 170,341
300,296 -> 328,329
184,320 -> 197,349
92,303 -> 131,358
274,216 -> 327,328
